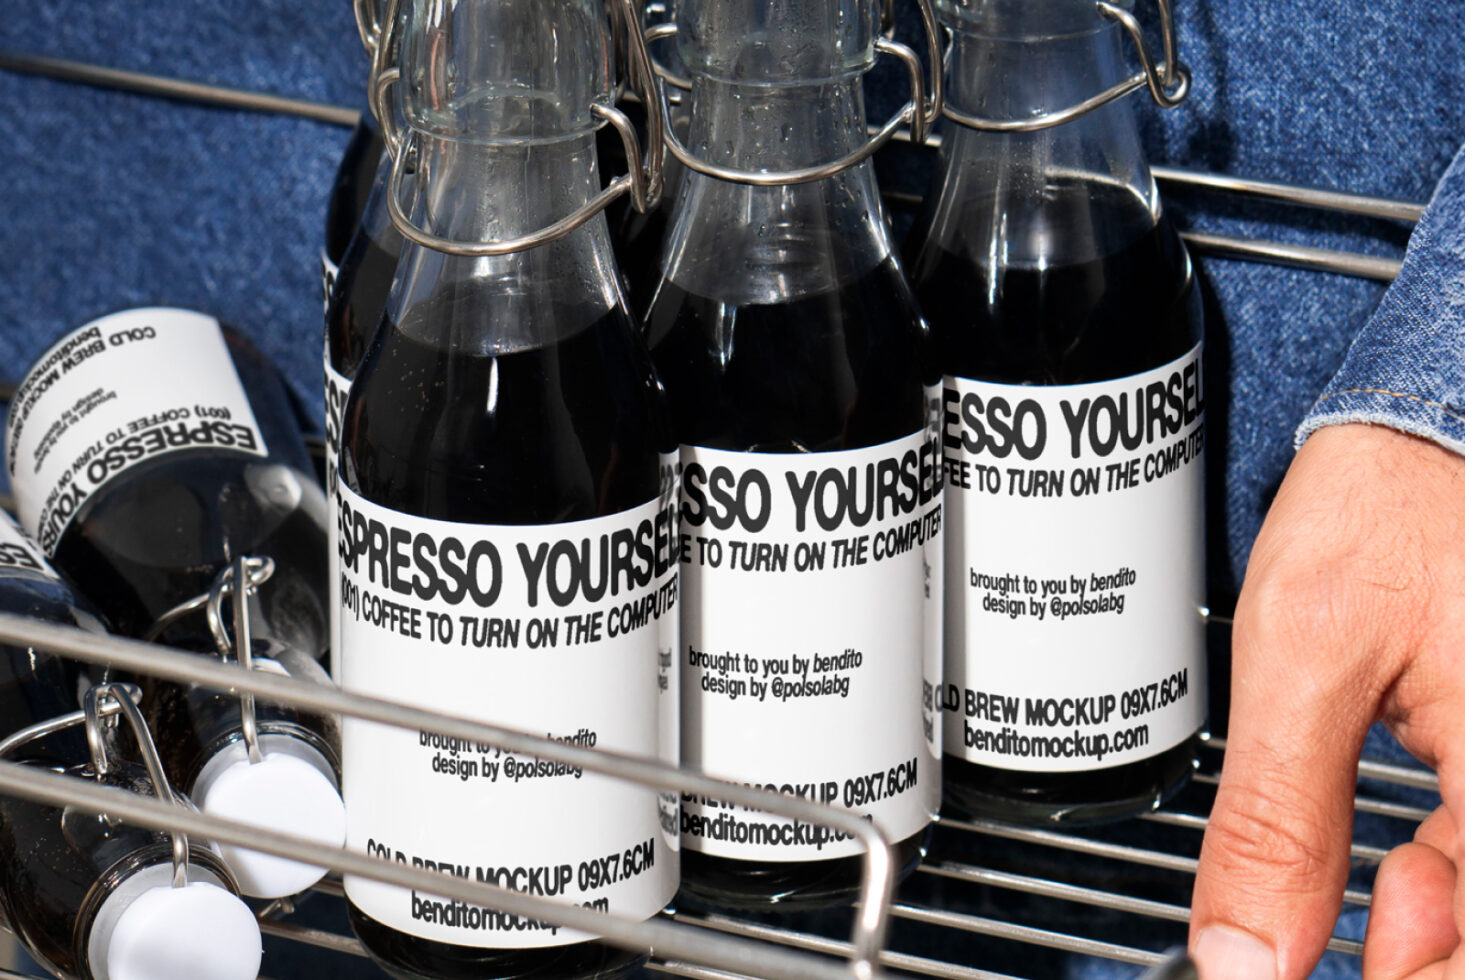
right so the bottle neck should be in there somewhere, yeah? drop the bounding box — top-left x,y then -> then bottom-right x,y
918,6 -> 1160,267
687,75 -> 868,170
388,132 -> 623,352
658,73 -> 895,306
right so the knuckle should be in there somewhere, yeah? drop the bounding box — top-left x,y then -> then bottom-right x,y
1241,513 -> 1431,652
1244,564 -> 1363,646
1235,561 -> 1411,690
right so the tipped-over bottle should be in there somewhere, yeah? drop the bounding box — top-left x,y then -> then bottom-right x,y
5,308 -> 346,897
0,684 -> 262,980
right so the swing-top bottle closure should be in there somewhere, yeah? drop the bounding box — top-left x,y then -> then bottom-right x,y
644,0 -> 943,186
371,0 -> 665,257
143,554 -> 346,899
354,0 -> 388,57
647,0 -> 1184,166
0,683 -> 262,980
357,0 -> 1182,241
146,555 -> 278,767
0,684 -> 189,887
937,0 -> 1189,132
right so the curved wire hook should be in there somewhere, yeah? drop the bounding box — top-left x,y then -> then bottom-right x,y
941,0 -> 1189,134
83,684 -> 191,888
204,557 -> 276,766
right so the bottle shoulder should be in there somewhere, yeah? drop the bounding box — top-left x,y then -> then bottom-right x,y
342,308 -> 671,526
50,452 -> 328,640
325,231 -> 402,382
0,573 -> 102,630
646,257 -> 935,452
913,209 -> 1202,385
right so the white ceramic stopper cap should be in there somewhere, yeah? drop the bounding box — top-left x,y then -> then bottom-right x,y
197,750 -> 346,898
105,881 -> 261,980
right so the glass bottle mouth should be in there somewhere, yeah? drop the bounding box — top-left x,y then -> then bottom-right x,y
397,0 -> 615,145
675,0 -> 881,87
937,0 -> 1128,40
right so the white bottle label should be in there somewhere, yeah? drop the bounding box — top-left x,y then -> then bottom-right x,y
680,420 -> 943,862
5,309 -> 269,555
0,512 -> 59,579
941,344 -> 1207,772
323,342 -> 351,678
337,476 -> 680,947
321,249 -> 339,318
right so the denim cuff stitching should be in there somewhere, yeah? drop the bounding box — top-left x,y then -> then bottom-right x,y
1313,386 -> 1465,426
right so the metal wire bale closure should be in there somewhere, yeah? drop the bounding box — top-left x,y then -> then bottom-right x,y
941,0 -> 1190,134
644,0 -> 945,186
144,555 -> 276,767
353,0 -> 382,56
0,682 -> 192,889
374,0 -> 665,257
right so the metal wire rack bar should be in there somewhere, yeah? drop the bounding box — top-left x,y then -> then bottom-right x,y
0,614 -> 899,980
889,902 -> 1170,967
1175,231 -> 1403,282
665,913 -> 1029,980
0,50 -> 360,126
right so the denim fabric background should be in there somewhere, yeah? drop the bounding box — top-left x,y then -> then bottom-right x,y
2,1 -> 1462,978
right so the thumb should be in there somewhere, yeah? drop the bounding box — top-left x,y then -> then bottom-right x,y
1189,577 -> 1378,979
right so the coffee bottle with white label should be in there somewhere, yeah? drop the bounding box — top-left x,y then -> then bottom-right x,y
643,0 -> 943,909
4,309 -> 346,897
337,0 -> 678,976
905,0 -> 1205,823
325,80 -> 409,686
0,685 -> 263,980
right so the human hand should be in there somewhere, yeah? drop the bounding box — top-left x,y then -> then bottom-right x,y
1188,422 -> 1465,979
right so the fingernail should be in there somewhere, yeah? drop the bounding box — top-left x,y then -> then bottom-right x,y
1192,924 -> 1276,980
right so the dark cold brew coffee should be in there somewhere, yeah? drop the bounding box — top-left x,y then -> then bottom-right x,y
912,185 -> 1203,823
325,115 -> 388,294
647,0 -> 941,909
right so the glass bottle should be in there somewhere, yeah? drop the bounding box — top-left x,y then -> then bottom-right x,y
905,0 -> 1205,824
4,308 -> 346,897
324,149 -> 406,497
644,0 -> 943,910
0,686 -> 261,980
0,512 -> 108,748
323,113 -> 387,312
325,135 -> 410,690
337,1 -> 678,977
326,0 -> 412,692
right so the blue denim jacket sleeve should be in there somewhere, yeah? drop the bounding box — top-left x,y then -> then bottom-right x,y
1295,141 -> 1465,456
